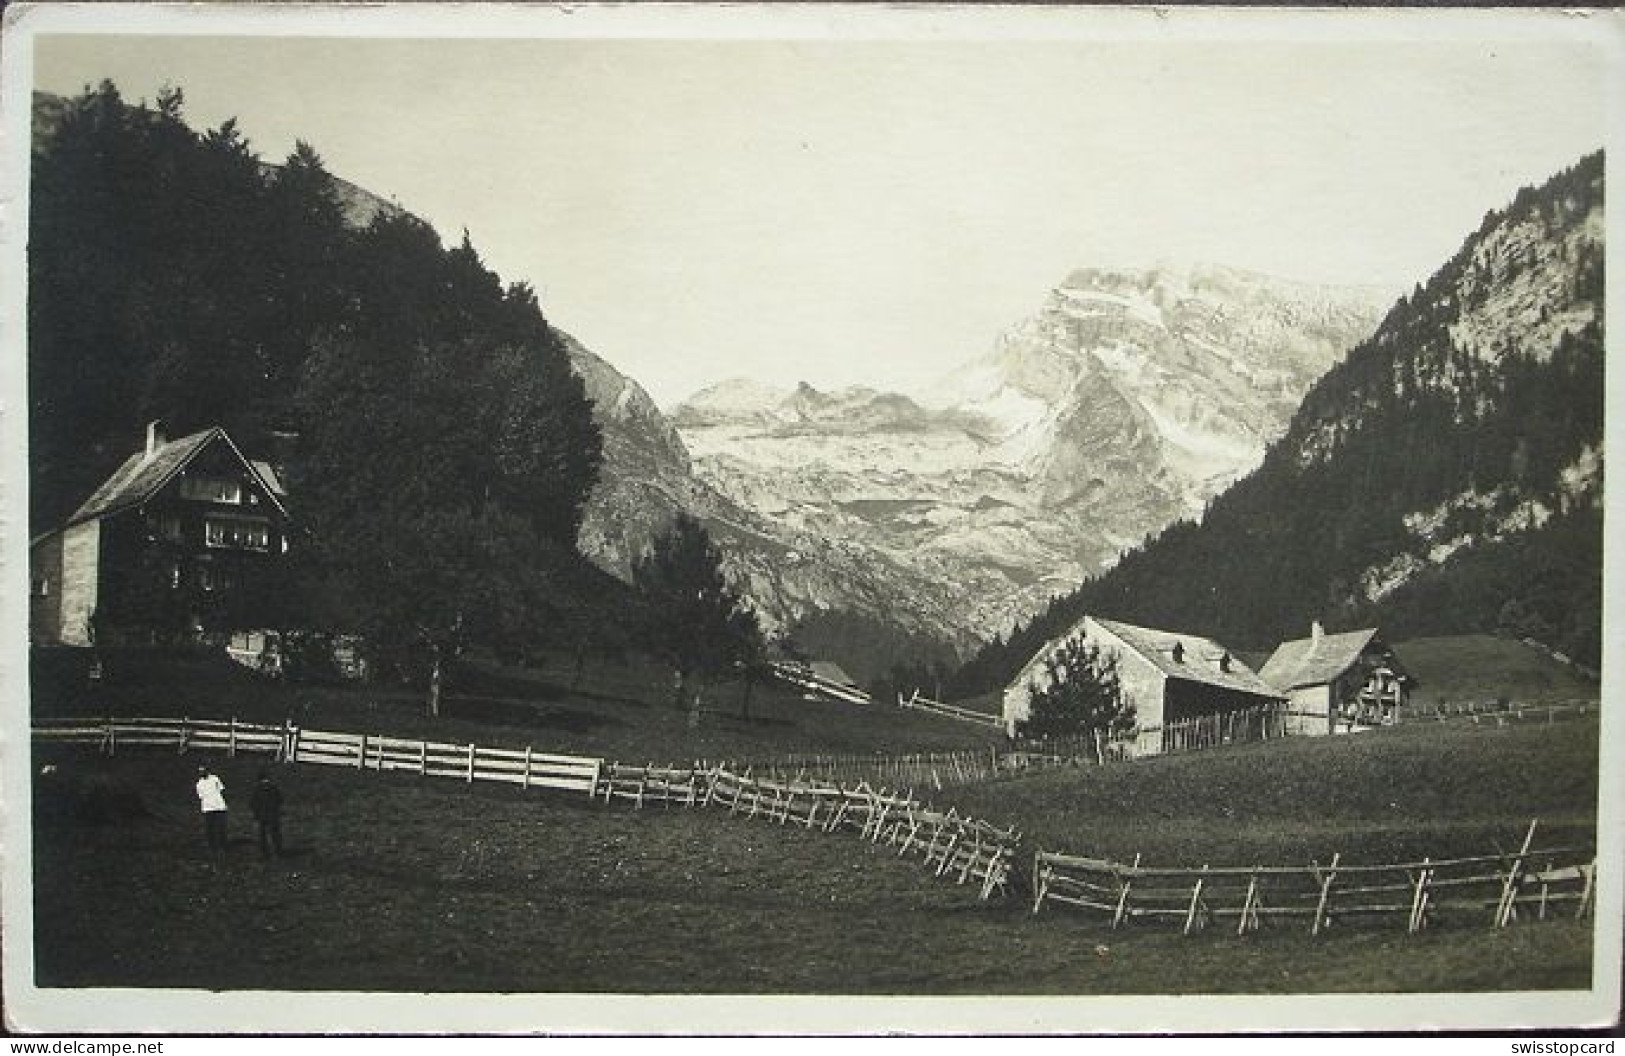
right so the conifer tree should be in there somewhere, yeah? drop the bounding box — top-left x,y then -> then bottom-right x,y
632,514 -> 763,711
1015,637 -> 1134,742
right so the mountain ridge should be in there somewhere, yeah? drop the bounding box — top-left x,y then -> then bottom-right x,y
672,262 -> 1388,643
948,150 -> 1605,699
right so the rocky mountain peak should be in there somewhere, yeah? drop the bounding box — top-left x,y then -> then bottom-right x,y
960,152 -> 1607,696
668,260 -> 1386,644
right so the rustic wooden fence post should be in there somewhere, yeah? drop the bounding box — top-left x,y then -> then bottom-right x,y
1577,861 -> 1596,919
1238,868 -> 1262,935
1495,820 -> 1539,928
1112,853 -> 1141,929
1407,858 -> 1434,933
1312,853 -> 1342,936
1183,865 -> 1210,935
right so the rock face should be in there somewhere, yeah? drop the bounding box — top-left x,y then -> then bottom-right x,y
970,152 -> 1606,689
566,338 -> 982,654
669,264 -> 1387,642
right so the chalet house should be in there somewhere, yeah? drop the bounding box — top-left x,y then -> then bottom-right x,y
1003,615 -> 1285,753
30,423 -> 292,647
1258,622 -> 1412,735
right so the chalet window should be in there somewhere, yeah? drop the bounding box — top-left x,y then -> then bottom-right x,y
179,475 -> 243,504
205,516 -> 270,551
160,514 -> 183,542
230,630 -> 267,653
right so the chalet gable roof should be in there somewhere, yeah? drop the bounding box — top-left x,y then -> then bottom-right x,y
65,427 -> 288,529
1090,617 -> 1283,698
1258,627 -> 1381,691
1008,613 -> 1283,701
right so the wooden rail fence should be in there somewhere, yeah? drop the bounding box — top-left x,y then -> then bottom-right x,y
1150,705 -> 1291,755
725,706 -> 1297,792
32,717 -> 603,795
1012,703 -> 1292,766
897,690 -> 1004,731
595,762 -> 1020,900
770,662 -> 873,705
1407,698 -> 1598,726
727,746 -> 1038,791
1031,820 -> 1596,935
35,720 -> 1597,935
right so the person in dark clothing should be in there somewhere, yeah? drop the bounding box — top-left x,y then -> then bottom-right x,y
249,770 -> 284,859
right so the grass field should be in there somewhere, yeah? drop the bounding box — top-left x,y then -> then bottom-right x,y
30,646 -> 1001,764
1393,634 -> 1599,706
29,711 -> 1601,996
954,714 -> 1600,866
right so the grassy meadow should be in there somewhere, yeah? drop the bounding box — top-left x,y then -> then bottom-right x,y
30,646 -> 1001,763
29,722 -> 1597,996
25,634 -> 1606,998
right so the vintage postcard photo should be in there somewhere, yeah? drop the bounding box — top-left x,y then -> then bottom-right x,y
1,2 -> 1620,1037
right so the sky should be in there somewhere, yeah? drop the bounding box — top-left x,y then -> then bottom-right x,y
26,9 -> 1614,407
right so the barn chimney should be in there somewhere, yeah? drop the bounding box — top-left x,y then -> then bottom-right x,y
1219,651 -> 1232,673
1310,620 -> 1325,652
1171,641 -> 1185,663
144,419 -> 166,458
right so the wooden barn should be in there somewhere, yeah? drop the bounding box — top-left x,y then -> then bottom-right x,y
1003,615 -> 1285,753
1259,622 -> 1412,735
30,423 -> 292,647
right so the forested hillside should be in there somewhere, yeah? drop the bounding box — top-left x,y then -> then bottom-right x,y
951,153 -> 1605,699
30,84 -> 606,686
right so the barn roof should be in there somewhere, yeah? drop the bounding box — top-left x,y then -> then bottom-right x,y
1091,617 -> 1284,699
1258,628 -> 1380,691
65,427 -> 287,528
808,660 -> 859,689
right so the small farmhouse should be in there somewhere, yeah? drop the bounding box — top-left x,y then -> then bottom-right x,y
1258,622 -> 1412,735
30,423 -> 292,647
1004,615 -> 1284,753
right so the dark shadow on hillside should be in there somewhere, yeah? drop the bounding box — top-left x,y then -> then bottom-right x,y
698,711 -> 795,731
449,659 -> 658,712
443,694 -> 624,734
447,661 -> 569,701
569,686 -> 656,710
33,772 -> 154,828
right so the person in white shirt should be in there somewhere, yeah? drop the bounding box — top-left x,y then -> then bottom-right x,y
195,765 -> 228,853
